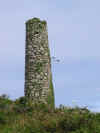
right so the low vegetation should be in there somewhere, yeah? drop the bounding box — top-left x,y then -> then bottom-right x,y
0,95 -> 100,133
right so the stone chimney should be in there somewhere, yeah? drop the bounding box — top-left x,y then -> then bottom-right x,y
24,18 -> 55,108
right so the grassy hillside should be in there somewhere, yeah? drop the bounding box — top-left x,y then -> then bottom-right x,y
0,95 -> 100,133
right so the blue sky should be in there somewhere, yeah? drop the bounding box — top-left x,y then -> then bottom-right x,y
0,0 -> 100,112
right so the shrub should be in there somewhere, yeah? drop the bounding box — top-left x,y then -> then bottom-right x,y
0,96 -> 100,133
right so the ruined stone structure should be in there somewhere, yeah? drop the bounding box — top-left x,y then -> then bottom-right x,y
24,18 -> 55,108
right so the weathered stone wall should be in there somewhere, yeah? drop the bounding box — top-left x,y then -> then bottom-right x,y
24,18 -> 55,108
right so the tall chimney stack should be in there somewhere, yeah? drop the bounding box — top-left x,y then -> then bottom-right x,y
24,18 -> 55,108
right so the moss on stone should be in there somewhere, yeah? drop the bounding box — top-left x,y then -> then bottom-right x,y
26,18 -> 41,24
35,62 -> 43,73
47,48 -> 51,63
32,82 -> 41,88
47,74 -> 55,109
41,21 -> 47,25
26,18 -> 47,34
26,18 -> 47,25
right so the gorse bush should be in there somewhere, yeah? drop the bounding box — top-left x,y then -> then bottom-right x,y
0,94 -> 100,133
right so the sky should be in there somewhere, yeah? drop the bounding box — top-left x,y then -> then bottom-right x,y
0,0 -> 100,112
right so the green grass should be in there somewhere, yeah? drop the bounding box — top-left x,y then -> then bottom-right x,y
0,95 -> 100,133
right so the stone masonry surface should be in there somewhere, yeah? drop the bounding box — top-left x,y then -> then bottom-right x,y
24,18 -> 55,108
